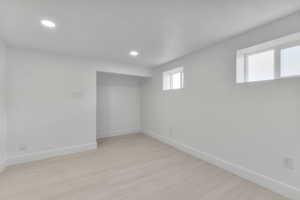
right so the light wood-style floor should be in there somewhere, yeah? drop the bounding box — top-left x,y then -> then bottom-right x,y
0,134 -> 289,200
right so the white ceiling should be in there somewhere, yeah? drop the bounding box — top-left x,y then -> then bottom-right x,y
1,0 -> 300,67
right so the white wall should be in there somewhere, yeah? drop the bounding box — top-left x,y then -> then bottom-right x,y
6,48 -> 97,165
97,72 -> 142,138
6,48 -> 151,165
141,11 -> 300,199
0,39 -> 7,170
93,61 -> 151,78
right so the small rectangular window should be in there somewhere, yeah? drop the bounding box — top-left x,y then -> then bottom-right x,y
247,50 -> 275,82
172,72 -> 182,89
163,67 -> 184,90
281,45 -> 300,77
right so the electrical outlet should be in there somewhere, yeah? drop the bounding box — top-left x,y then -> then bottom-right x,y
283,157 -> 294,171
18,144 -> 27,152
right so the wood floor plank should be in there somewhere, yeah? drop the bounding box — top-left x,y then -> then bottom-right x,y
0,133 -> 289,200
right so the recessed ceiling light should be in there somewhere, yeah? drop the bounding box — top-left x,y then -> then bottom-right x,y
129,50 -> 139,57
40,19 -> 56,29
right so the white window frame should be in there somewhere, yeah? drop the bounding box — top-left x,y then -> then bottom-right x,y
236,32 -> 300,83
163,67 -> 184,91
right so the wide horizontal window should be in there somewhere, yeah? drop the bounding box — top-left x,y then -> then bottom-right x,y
236,32 -> 300,83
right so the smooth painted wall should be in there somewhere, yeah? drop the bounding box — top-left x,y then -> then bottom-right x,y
6,48 -> 150,164
0,40 -> 7,167
141,11 -> 300,195
6,48 -> 97,161
97,72 -> 142,138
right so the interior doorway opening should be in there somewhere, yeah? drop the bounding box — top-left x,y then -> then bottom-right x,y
96,72 -> 147,143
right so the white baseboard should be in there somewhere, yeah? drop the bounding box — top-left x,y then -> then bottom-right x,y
97,128 -> 141,139
7,142 -> 98,166
143,130 -> 300,200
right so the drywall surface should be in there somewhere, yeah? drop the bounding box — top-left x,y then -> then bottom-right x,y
141,11 -> 300,199
93,61 -> 151,78
0,39 -> 7,169
6,48 -> 97,164
97,72 -> 142,138
6,48 -> 150,165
